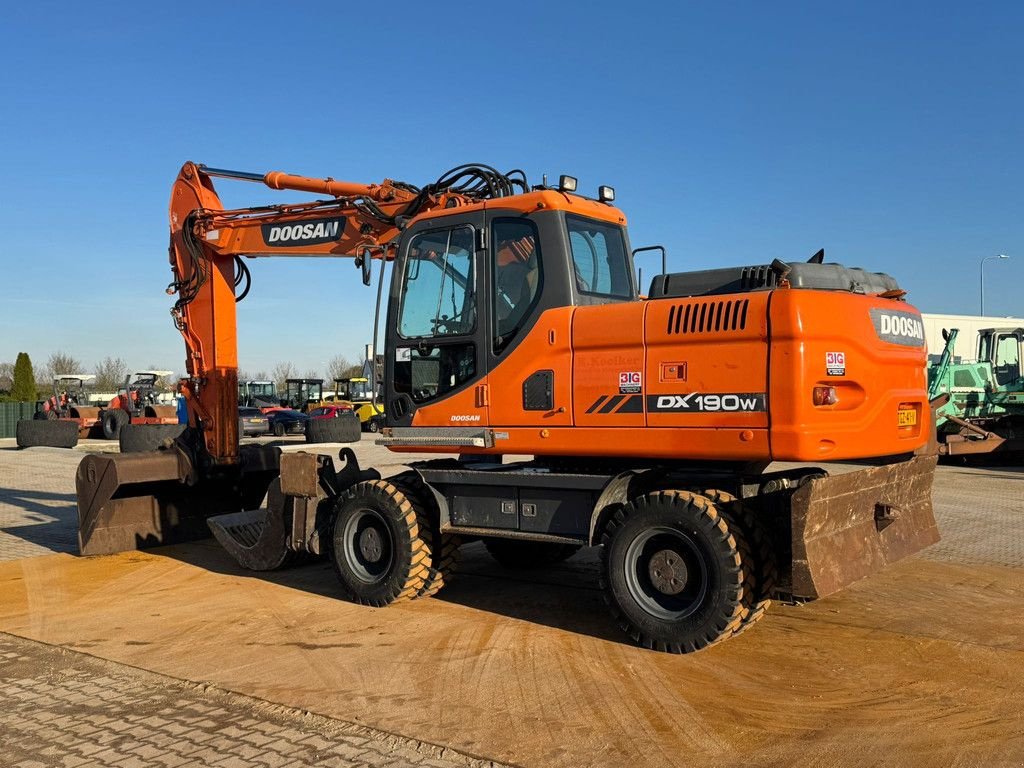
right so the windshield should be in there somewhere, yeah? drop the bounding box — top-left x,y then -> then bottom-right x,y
399,227 -> 476,338
346,380 -> 373,400
288,381 -> 322,404
249,382 -> 276,398
566,215 -> 633,298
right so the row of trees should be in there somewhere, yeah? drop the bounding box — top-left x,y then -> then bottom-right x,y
2,351 -> 365,402
0,351 -> 168,402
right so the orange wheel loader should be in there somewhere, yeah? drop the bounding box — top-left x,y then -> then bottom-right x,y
75,162 -> 938,653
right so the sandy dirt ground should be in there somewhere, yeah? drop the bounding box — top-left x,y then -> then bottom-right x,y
0,442 -> 1022,766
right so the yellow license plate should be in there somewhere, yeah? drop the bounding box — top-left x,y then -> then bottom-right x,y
897,408 -> 917,427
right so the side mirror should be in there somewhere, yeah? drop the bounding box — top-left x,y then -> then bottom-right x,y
357,247 -> 373,286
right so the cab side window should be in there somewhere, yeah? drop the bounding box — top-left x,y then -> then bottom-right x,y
994,334 -> 1021,386
566,214 -> 632,299
492,218 -> 542,351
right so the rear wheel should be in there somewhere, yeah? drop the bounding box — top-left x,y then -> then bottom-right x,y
366,417 -> 381,433
483,539 -> 581,569
697,489 -> 777,637
273,422 -> 285,437
330,480 -> 431,606
101,409 -> 129,440
600,490 -> 746,653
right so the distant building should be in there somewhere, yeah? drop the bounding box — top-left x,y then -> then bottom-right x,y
922,313 -> 1024,362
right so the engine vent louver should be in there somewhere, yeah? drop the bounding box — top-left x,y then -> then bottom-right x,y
666,298 -> 749,335
740,266 -> 777,291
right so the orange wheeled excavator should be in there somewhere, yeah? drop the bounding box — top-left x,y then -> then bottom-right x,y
75,161 -> 938,653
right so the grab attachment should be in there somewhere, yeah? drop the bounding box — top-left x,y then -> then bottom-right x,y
207,448 -> 380,571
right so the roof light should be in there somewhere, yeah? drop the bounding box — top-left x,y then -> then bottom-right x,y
558,175 -> 578,193
598,185 -> 615,203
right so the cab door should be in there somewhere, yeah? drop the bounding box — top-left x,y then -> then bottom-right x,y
484,211 -> 574,428
383,212 -> 490,428
992,331 -> 1023,388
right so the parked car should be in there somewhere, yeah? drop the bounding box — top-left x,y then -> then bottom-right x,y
238,407 -> 270,437
307,404 -> 353,421
266,408 -> 308,437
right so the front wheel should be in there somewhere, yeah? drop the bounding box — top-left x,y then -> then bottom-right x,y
272,422 -> 285,437
330,480 -> 431,606
600,491 -> 747,653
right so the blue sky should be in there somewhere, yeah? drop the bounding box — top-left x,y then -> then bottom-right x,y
1,2 -> 1020,376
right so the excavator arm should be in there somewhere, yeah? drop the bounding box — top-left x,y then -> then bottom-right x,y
166,161 -> 472,464
75,161 -> 526,556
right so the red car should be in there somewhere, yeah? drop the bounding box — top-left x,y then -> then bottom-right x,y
307,404 -> 353,420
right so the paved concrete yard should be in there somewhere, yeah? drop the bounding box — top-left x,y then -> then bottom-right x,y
0,439 -> 1022,766
0,632 -> 502,768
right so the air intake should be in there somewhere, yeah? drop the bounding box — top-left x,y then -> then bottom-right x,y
666,299 -> 749,335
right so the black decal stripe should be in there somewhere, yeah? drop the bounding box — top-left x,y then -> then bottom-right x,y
586,395 -> 608,414
599,395 -> 626,414
616,395 -> 644,414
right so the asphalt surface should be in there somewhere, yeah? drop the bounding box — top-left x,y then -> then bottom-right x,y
0,437 -> 1022,766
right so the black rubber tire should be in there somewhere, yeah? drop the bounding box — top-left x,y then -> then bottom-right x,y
697,489 -> 777,638
118,424 -> 186,454
366,417 -> 381,434
272,422 -> 286,437
305,414 -> 361,444
391,472 -> 460,598
483,539 -> 582,569
16,419 -> 79,449
101,409 -> 129,440
599,490 -> 746,653
330,479 -> 431,606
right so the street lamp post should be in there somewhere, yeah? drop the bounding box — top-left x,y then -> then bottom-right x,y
980,254 -> 1010,315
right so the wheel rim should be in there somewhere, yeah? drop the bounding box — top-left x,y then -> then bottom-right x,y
623,526 -> 709,620
342,507 -> 394,583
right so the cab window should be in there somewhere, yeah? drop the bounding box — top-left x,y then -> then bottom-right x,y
398,227 -> 475,338
994,334 -> 1021,386
566,214 -> 632,298
394,225 -> 478,405
492,218 -> 542,351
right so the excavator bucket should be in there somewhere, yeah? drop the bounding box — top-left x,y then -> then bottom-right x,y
783,455 -> 939,600
76,445 -> 279,557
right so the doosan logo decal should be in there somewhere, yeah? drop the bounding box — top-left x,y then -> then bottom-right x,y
870,308 -> 925,347
450,414 -> 481,422
261,219 -> 343,246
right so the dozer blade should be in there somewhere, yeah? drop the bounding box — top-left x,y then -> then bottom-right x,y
786,455 -> 939,600
76,446 -> 279,557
